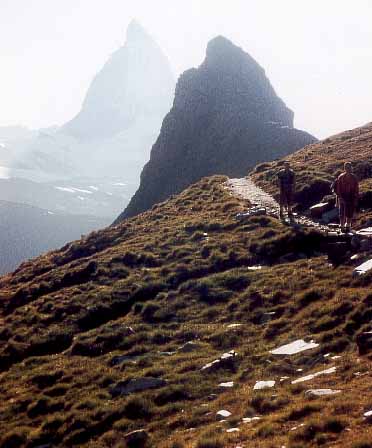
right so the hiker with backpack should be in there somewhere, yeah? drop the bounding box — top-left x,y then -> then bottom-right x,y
334,162 -> 359,232
277,161 -> 295,219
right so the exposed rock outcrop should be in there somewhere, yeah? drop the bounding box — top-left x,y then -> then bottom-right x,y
116,36 -> 316,221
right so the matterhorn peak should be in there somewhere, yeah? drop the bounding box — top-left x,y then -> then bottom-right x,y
126,19 -> 150,43
61,20 -> 174,142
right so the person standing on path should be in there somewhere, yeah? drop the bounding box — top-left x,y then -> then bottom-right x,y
334,162 -> 359,232
277,161 -> 295,219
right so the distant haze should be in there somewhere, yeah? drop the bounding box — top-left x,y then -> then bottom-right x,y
1,0 -> 372,138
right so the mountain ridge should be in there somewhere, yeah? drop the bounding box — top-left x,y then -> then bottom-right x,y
116,36 -> 316,222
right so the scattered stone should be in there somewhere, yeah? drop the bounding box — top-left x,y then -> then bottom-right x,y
310,202 -> 331,219
248,265 -> 263,271
219,381 -> 234,388
357,227 -> 372,236
353,259 -> 372,276
271,339 -> 319,355
124,429 -> 149,448
110,354 -> 138,366
216,410 -> 232,420
291,366 -> 336,384
226,428 -> 240,433
305,389 -> 341,397
290,423 -> 305,431
356,331 -> 372,355
201,350 -> 238,373
178,341 -> 200,353
236,207 -> 267,221
242,416 -> 261,423
350,253 -> 362,262
254,380 -> 275,390
110,377 -> 167,397
353,371 -> 370,377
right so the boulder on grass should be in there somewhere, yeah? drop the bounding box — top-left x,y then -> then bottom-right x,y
124,429 -> 149,448
110,377 -> 167,397
356,331 -> 372,355
310,202 -> 331,219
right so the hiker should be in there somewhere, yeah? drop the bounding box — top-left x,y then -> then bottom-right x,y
277,161 -> 295,219
334,162 -> 359,232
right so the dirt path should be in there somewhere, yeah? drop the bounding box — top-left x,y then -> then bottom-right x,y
227,177 -> 279,214
227,177 -> 331,232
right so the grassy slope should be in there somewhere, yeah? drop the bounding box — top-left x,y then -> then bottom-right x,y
0,153 -> 371,446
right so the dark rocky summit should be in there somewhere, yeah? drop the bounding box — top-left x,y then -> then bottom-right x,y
115,36 -> 316,222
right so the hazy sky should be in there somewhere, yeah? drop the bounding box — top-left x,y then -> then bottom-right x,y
1,0 -> 372,138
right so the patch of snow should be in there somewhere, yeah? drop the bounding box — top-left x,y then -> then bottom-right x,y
77,196 -> 85,201
0,142 -> 6,149
364,410 -> 372,418
55,186 -> 76,194
226,428 -> 239,433
271,339 -> 319,355
89,185 -> 99,191
113,182 -> 127,186
291,366 -> 336,384
227,324 -> 242,328
72,187 -> 93,194
254,380 -> 275,390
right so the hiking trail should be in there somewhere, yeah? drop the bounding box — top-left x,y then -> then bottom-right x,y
227,176 -> 332,232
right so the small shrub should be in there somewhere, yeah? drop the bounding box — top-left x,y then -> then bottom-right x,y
141,302 -> 161,323
123,397 -> 154,420
287,404 -> 320,421
255,424 -> 276,438
155,385 -> 189,406
0,429 -> 28,448
299,289 -> 322,307
323,417 -> 346,433
196,438 -> 224,448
